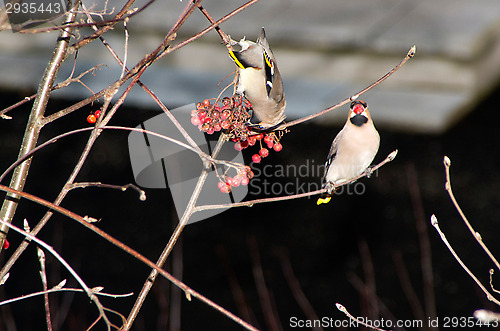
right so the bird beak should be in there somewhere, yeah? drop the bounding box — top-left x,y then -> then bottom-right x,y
352,103 -> 366,115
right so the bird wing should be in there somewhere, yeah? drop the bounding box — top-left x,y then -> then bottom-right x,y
322,130 -> 343,184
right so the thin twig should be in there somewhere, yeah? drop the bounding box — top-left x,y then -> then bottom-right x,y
430,214 -> 500,305
277,45 -> 416,130
0,64 -> 105,119
335,303 -> 389,331
443,156 -> 500,272
37,247 -> 53,331
193,150 -> 398,213
66,182 -> 146,201
0,285 -> 133,306
490,269 -> 500,294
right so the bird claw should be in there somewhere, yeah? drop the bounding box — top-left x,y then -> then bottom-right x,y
365,167 -> 374,178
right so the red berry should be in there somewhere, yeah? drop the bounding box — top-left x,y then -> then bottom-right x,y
222,97 -> 231,105
259,148 -> 269,158
248,136 -> 257,146
196,102 -> 203,109
203,117 -> 212,124
234,142 -> 243,151
218,182 -> 231,193
221,110 -> 231,120
252,154 -> 261,163
94,110 -> 101,118
198,111 -> 207,119
273,142 -> 283,152
266,141 -> 274,149
213,124 -> 222,132
247,170 -> 255,179
232,176 -> 241,187
240,140 -> 249,149
256,133 -> 264,140
203,99 -> 211,107
191,116 -> 201,125
87,114 -> 97,124
263,135 -> 273,144
2,240 -> 9,249
221,121 -> 231,129
212,111 -> 220,119
206,127 -> 215,134
241,177 -> 249,186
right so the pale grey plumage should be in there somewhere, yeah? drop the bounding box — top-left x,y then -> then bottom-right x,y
318,100 -> 379,204
229,28 -> 286,129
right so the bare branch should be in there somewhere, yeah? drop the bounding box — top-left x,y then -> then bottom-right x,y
37,247 -> 53,331
430,214 -> 500,306
193,150 -> 398,213
277,45 -> 416,130
66,182 -> 146,201
0,219 -> 115,329
0,286 -> 133,306
0,3 -> 79,255
0,184 -> 259,330
443,156 -> 500,272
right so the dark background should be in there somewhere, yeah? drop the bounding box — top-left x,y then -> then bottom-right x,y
1,85 -> 499,330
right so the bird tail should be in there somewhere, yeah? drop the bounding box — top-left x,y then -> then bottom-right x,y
316,193 -> 332,205
317,185 -> 337,205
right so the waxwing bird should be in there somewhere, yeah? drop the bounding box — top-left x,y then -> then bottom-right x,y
317,100 -> 380,205
228,28 -> 286,130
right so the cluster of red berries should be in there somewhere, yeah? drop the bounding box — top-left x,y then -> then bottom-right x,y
87,110 -> 101,124
233,132 -> 283,163
217,166 -> 255,193
191,97 -> 251,135
191,97 -> 286,194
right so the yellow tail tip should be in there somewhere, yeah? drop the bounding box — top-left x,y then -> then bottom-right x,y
316,197 -> 331,205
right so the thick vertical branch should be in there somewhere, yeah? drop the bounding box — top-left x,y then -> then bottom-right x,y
0,3 -> 78,253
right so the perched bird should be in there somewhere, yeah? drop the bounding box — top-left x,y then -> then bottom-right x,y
317,100 -> 380,205
228,28 -> 286,130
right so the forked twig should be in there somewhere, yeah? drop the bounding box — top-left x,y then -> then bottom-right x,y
430,214 -> 500,306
